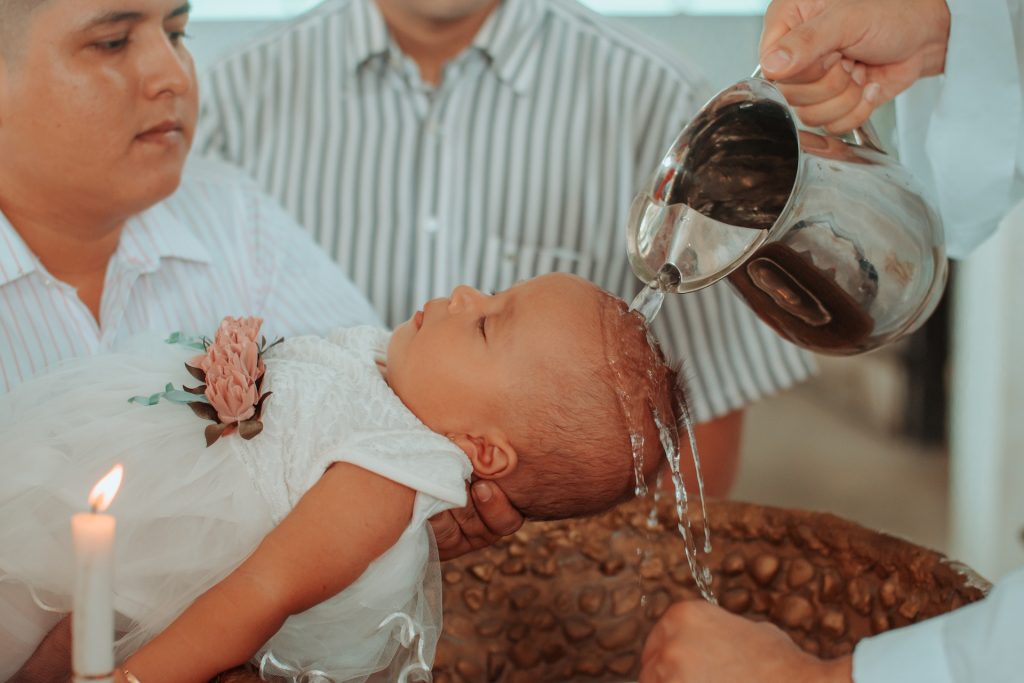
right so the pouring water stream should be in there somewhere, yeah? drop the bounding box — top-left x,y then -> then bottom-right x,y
629,276 -> 716,603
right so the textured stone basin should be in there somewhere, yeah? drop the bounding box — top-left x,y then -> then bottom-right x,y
432,497 -> 990,683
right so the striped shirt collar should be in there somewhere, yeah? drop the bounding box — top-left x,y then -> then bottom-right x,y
341,0 -> 547,94
340,0 -> 390,74
471,0 -> 547,93
0,202 -> 211,287
118,202 -> 213,272
0,212 -> 39,287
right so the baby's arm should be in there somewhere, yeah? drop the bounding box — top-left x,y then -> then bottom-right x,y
119,462 -> 415,682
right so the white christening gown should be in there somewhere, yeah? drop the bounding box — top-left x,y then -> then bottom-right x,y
0,326 -> 472,682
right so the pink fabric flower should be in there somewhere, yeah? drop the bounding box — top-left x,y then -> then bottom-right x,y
205,368 -> 259,424
150,315 -> 280,446
190,338 -> 264,381
214,316 -> 263,347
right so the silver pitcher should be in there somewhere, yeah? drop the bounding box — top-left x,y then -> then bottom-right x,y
627,74 -> 947,355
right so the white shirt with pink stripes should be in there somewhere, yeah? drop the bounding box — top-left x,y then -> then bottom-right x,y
0,159 -> 380,395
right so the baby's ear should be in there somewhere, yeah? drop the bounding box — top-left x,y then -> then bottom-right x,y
449,433 -> 518,479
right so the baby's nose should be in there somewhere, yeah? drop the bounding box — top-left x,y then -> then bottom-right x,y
448,285 -> 484,313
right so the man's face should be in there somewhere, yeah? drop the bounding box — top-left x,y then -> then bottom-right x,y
386,273 -> 603,438
0,0 -> 197,219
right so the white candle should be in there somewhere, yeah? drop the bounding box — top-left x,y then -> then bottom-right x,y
72,464 -> 123,683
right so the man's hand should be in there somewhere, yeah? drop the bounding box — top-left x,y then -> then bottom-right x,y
11,616 -> 71,683
639,600 -> 854,683
429,480 -> 524,561
760,0 -> 952,132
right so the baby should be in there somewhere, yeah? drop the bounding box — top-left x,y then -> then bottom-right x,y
0,273 -> 687,682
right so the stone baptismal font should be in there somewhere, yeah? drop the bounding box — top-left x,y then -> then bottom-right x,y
431,497 -> 989,682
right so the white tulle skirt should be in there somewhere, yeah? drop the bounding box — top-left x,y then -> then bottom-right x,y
0,336 -> 440,682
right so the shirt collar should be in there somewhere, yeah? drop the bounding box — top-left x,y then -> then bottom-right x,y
340,0 -> 548,95
471,0 -> 547,94
0,199 -> 210,287
340,0 -> 393,75
118,200 -> 213,272
0,210 -> 41,287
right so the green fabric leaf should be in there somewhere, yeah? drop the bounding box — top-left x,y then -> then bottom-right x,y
162,389 -> 200,404
130,385 -> 209,407
165,331 -> 207,351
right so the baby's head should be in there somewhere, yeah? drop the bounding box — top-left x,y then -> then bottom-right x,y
387,273 -> 686,520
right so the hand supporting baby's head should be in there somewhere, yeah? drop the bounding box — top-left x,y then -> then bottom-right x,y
387,272 -> 688,522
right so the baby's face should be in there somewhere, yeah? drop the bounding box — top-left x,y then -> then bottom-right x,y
386,273 -> 603,441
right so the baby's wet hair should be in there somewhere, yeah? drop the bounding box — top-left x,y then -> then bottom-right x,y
506,287 -> 691,521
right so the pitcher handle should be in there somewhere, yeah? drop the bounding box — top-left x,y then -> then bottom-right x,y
750,65 -> 885,154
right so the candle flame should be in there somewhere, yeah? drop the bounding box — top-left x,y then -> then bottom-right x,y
88,465 -> 123,513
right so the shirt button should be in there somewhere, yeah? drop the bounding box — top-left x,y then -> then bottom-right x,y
424,217 -> 439,234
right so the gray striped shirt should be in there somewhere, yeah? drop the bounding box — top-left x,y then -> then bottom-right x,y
195,0 -> 814,421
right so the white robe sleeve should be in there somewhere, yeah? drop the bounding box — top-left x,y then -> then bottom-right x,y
851,567 -> 1024,682
894,0 -> 1023,258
